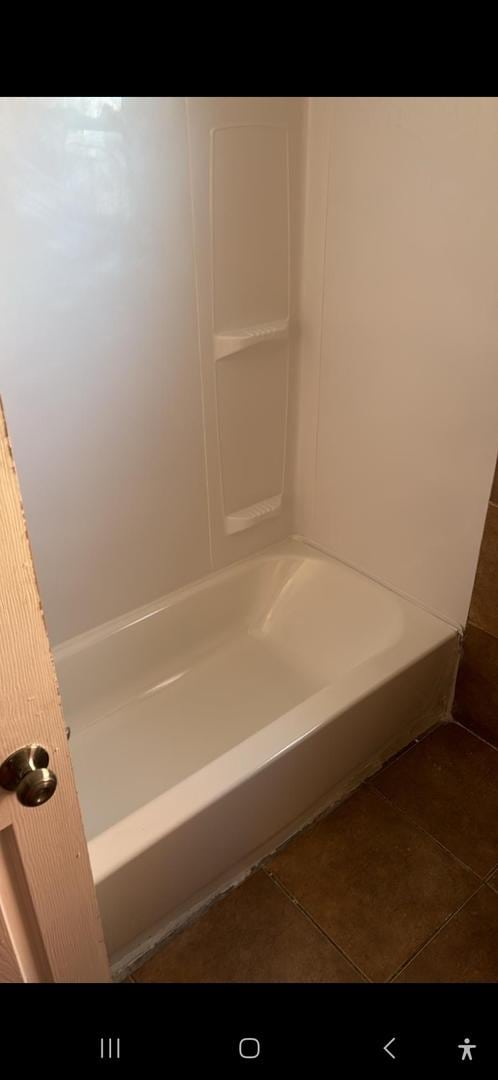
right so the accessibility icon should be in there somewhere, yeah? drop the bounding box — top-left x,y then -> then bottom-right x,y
458,1038 -> 476,1062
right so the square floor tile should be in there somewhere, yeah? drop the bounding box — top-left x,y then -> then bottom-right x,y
267,786 -> 477,982
371,722 -> 498,876
395,886 -> 498,982
133,870 -> 362,983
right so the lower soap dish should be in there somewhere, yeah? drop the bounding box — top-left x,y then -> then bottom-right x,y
224,494 -> 282,535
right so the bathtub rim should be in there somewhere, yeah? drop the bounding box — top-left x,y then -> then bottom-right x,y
53,534 -> 462,664
54,536 -> 314,661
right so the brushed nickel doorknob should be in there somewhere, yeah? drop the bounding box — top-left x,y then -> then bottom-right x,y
0,744 -> 57,807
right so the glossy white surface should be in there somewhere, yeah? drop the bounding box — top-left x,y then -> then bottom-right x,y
0,97 -> 211,643
0,98 -> 304,644
211,124 -> 289,330
294,97 -> 498,627
56,539 -> 458,961
187,97 -> 305,567
2,95 -> 496,641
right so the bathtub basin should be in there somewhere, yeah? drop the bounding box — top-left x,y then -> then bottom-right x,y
55,538 -> 458,969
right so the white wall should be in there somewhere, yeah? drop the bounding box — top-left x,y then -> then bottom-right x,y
3,96 -> 496,643
0,97 -> 304,645
293,97 -> 498,628
0,97 -> 211,644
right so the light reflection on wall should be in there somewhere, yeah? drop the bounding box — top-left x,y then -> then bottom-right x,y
58,97 -> 130,221
61,97 -> 122,119
0,97 -> 134,314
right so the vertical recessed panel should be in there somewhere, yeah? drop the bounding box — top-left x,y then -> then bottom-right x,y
216,343 -> 287,515
212,125 -> 289,331
187,97 -> 304,560
211,124 -> 290,530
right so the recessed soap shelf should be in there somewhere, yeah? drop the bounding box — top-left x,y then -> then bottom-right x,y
224,494 -> 282,535
214,319 -> 289,362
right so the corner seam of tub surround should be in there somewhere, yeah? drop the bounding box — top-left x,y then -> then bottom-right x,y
446,629 -> 465,721
184,96 -> 214,573
292,533 -> 462,635
309,101 -> 334,539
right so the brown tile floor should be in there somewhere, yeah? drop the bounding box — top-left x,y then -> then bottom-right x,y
132,721 -> 498,984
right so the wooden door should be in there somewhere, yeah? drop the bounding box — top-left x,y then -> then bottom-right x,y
0,400 -> 110,982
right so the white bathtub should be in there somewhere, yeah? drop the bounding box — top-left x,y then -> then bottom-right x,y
55,538 -> 459,971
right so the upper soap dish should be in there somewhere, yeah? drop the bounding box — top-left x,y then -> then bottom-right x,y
213,318 -> 289,362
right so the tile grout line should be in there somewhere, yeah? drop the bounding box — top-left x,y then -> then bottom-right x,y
369,784 -> 488,882
263,865 -> 372,983
465,615 -> 498,640
452,717 -> 498,755
387,882 -> 485,983
484,859 -> 498,883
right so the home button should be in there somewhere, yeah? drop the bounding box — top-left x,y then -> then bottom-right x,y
239,1037 -> 261,1059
